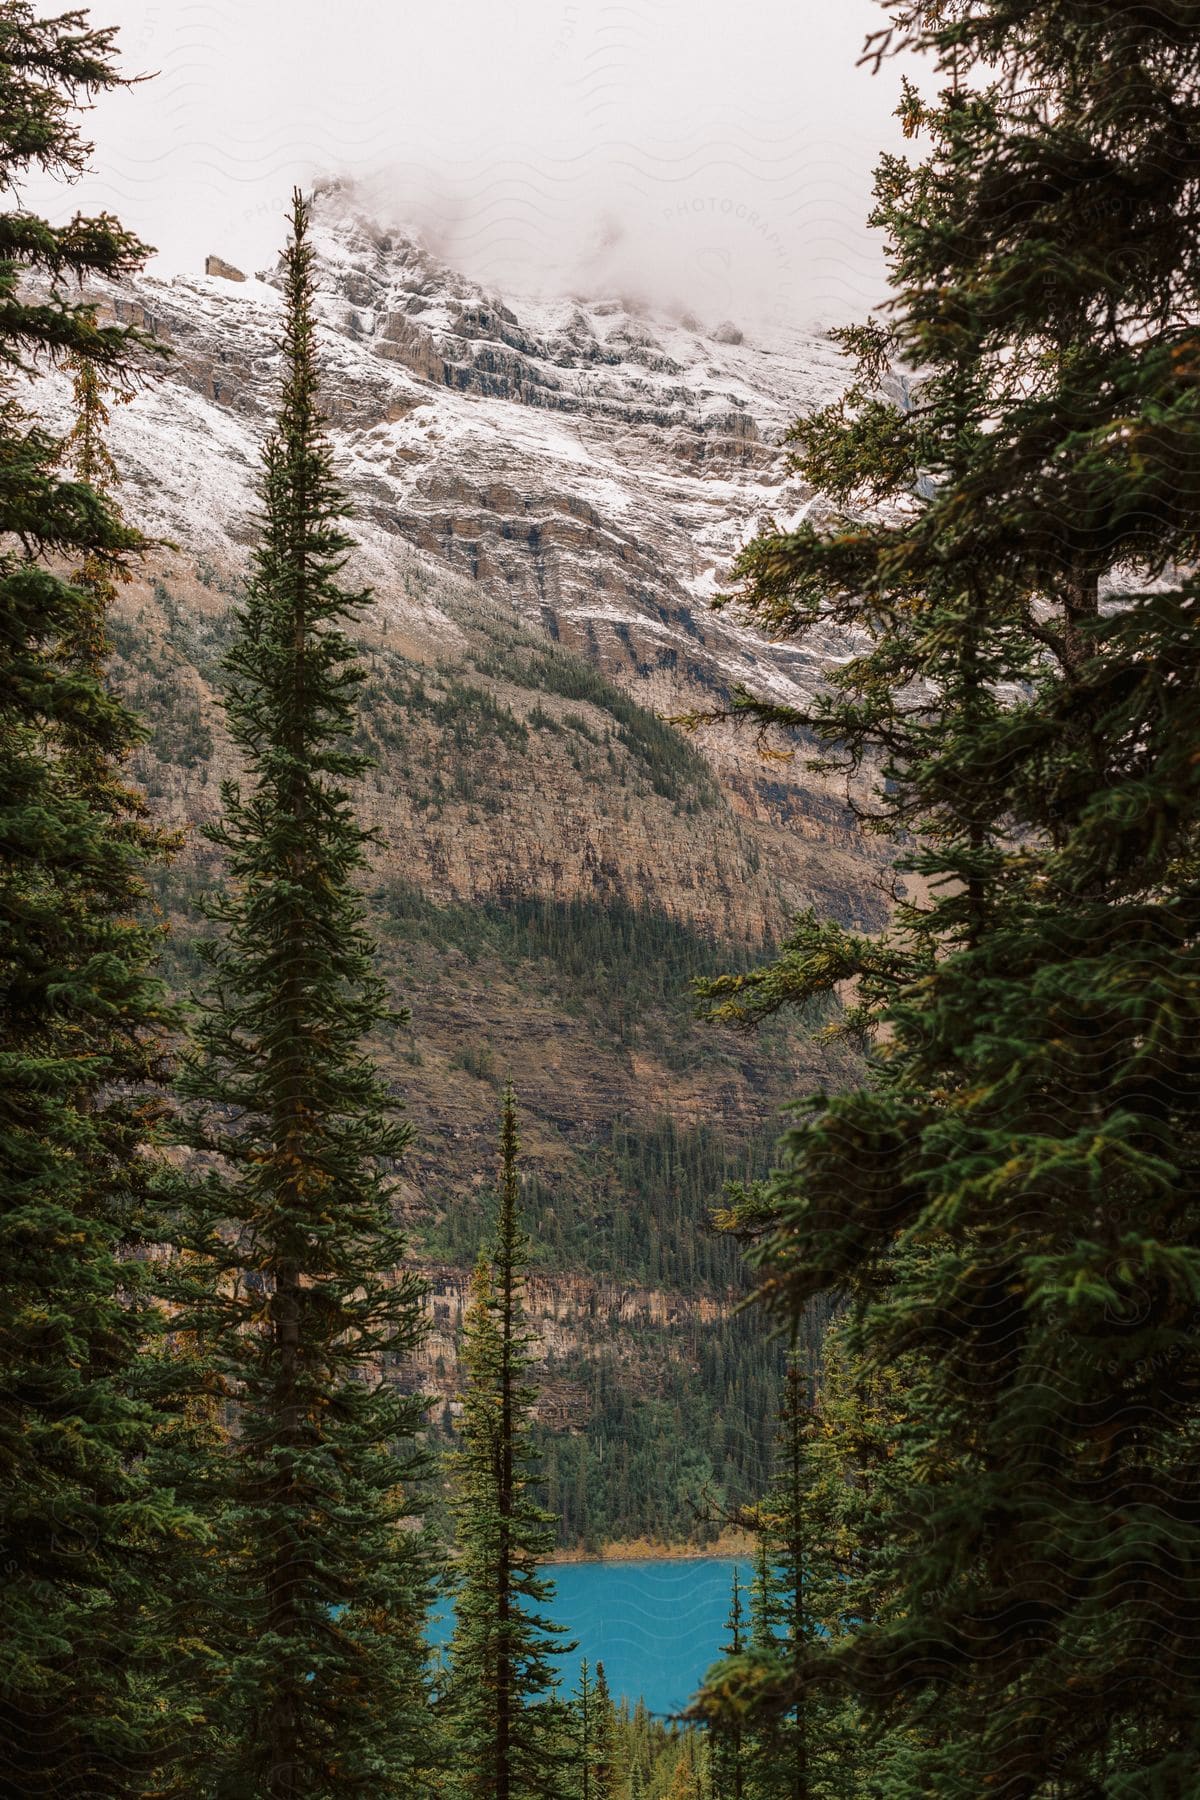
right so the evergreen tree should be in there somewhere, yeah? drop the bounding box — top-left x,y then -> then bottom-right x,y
703,1359 -> 844,1800
447,1085 -> 571,1799
700,1326 -> 921,1798
629,1700 -> 654,1800
0,9 -> 192,1791
175,189 -> 432,1797
709,1575 -> 748,1800
592,1662 -> 618,1800
770,1358 -> 814,1800
59,352 -> 221,1796
572,1658 -> 619,1800
574,1659 -> 594,1800
697,3 -> 1200,1792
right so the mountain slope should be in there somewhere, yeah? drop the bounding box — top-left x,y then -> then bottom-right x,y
27,184 -> 877,1544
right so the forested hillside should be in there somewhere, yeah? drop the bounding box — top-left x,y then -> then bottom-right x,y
96,536 -> 865,1551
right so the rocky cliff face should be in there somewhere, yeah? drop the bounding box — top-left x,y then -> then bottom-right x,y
419,1264 -> 731,1417
26,183 -> 881,1542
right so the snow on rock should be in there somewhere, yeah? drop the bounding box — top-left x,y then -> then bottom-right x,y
29,177 -> 859,722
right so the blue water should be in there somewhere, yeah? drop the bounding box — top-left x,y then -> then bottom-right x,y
429,1557 -> 751,1717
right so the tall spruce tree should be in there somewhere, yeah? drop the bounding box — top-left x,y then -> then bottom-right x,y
709,1573 -> 748,1800
769,1358 -> 814,1800
732,1361 -> 818,1800
447,1085 -> 571,1800
701,1354 -> 872,1800
591,1662 -> 617,1800
628,1701 -> 653,1800
695,3 -> 1200,1793
571,1659 -> 617,1800
0,9 -> 193,1792
175,190 -> 432,1798
573,1659 -> 594,1800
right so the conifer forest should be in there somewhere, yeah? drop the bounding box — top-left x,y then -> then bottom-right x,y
5,2 -> 1200,1795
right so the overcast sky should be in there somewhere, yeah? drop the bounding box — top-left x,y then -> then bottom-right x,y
24,0 -> 908,327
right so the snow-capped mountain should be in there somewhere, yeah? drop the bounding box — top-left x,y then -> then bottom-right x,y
24,182 -> 893,1501
29,180 -> 888,948
82,179 -> 857,719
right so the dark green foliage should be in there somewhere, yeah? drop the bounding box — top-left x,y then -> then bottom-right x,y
470,633 -> 718,809
536,1309 -> 788,1552
432,1125 -> 802,1553
376,888 -> 762,1016
749,1371 -> 816,1800
172,191 -> 432,1797
446,1088 -> 572,1799
591,1664 -> 618,1800
598,1120 -> 777,1284
697,1328 -> 918,1799
141,680 -> 213,771
572,1661 -> 594,1800
571,1661 -> 595,1800
375,885 -> 807,1072
701,1362 -> 840,1800
147,874 -> 825,1554
0,11 -> 196,1791
569,1659 -> 621,1800
559,1701 -> 703,1800
428,1114 -> 783,1289
708,1575 -> 749,1800
709,5 -> 1200,1793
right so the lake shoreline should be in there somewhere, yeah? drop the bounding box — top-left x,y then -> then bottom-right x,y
544,1531 -> 755,1566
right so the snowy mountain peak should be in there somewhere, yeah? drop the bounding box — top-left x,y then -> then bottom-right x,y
32,184 -> 858,729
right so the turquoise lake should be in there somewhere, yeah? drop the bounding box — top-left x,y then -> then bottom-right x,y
430,1558 -> 751,1718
